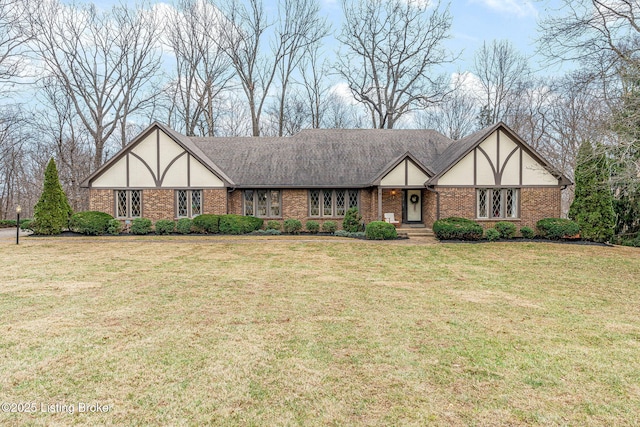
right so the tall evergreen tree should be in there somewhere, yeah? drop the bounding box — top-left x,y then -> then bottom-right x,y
32,158 -> 73,235
569,141 -> 615,242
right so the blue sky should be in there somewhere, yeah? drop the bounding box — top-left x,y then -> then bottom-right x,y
88,0 -> 557,75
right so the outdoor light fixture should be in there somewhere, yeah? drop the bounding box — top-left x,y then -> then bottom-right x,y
16,205 -> 21,245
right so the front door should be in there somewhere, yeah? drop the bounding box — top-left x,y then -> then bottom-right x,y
404,189 -> 422,223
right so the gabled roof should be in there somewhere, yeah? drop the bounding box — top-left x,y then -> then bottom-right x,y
82,121 -> 571,189
80,122 -> 234,187
427,121 -> 572,186
190,128 -> 451,187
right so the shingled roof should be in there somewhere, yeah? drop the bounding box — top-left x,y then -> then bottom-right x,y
190,128 -> 452,187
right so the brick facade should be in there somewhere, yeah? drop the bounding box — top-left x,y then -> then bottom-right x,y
436,186 -> 562,230
89,189 -> 114,215
89,186 -> 563,230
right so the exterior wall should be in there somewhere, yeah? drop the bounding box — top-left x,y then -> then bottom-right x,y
89,188 -> 228,222
423,190 -> 437,228
381,189 -> 403,223
141,189 -> 175,222
202,189 -> 227,215
89,189 -> 114,215
436,186 -> 563,231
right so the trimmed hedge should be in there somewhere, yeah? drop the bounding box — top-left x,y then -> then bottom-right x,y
306,220 -> 320,233
485,228 -> 500,241
536,218 -> 580,240
192,214 -> 220,234
322,221 -> 337,233
433,217 -> 483,240
520,226 -> 535,239
266,220 -> 281,231
494,221 -> 516,239
283,219 -> 302,234
219,214 -> 263,235
107,219 -> 122,235
130,218 -> 152,235
69,211 -> 114,235
365,221 -> 398,240
155,219 -> 175,235
176,218 -> 192,234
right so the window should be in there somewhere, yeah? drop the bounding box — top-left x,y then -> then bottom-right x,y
176,190 -> 202,218
116,190 -> 142,218
477,188 -> 518,219
309,189 -> 359,217
243,189 -> 281,217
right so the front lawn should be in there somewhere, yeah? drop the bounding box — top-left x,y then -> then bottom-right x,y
1,236 -> 638,425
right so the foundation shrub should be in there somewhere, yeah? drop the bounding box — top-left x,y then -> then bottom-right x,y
130,218 -> 152,235
266,220 -> 281,231
192,214 -> 220,234
494,221 -> 516,239
343,207 -> 362,232
219,214 -> 263,235
520,226 -> 535,239
176,218 -> 193,234
155,220 -> 175,235
69,211 -> 114,235
107,219 -> 122,235
365,221 -> 397,240
485,228 -> 501,241
283,219 -> 302,234
536,218 -> 580,240
433,217 -> 483,241
322,221 -> 337,233
306,220 -> 320,233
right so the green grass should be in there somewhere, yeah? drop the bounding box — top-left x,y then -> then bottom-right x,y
1,236 -> 639,425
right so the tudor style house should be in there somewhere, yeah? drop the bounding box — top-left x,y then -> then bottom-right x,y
81,121 -> 571,230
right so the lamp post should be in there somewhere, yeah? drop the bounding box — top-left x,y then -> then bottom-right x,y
16,205 -> 21,245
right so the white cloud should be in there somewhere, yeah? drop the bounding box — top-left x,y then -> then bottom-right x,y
469,0 -> 538,18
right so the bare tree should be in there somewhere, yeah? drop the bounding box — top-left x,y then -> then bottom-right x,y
33,78 -> 93,212
165,0 -> 233,136
415,73 -> 478,139
300,44 -> 331,129
272,0 -> 328,136
473,39 -> 530,127
215,0 -> 274,137
0,0 -> 30,86
336,0 -> 454,129
28,1 -> 162,170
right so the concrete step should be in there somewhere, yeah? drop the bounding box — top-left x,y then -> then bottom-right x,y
396,227 -> 434,237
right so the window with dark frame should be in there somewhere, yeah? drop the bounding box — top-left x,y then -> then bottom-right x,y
115,190 -> 142,218
309,189 -> 359,217
176,189 -> 202,218
477,188 -> 518,219
243,189 -> 281,218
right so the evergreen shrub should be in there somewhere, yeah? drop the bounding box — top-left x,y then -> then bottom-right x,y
321,221 -> 337,233
283,219 -> 302,234
107,219 -> 122,235
266,220 -> 281,231
69,211 -> 114,235
306,220 -> 320,233
192,214 -> 220,233
176,218 -> 193,234
365,221 -> 397,240
494,221 -> 516,239
343,207 -> 362,232
155,220 -> 175,235
433,217 -> 483,240
32,158 -> 73,235
130,218 -> 152,235
485,228 -> 500,241
520,226 -> 535,239
536,218 -> 580,240
219,214 -> 263,234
